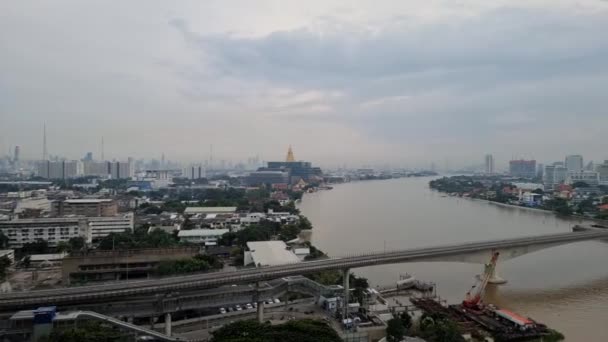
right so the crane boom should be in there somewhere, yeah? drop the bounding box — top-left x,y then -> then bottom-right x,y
463,251 -> 500,309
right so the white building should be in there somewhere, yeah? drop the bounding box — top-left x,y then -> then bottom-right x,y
543,165 -> 555,189
596,161 -> 608,186
183,165 -> 206,180
554,166 -> 568,185
83,161 -> 110,177
567,170 -> 599,186
110,161 -> 134,179
88,213 -> 134,240
565,155 -> 584,172
244,241 -> 301,267
484,154 -> 494,174
0,217 -> 90,248
37,160 -> 84,179
177,228 -> 229,246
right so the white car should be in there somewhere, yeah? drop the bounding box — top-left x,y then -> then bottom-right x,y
235,305 -> 242,311
219,308 -> 227,314
273,298 -> 281,304
245,303 -> 253,310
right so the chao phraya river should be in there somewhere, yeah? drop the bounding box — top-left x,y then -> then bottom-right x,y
299,177 -> 608,341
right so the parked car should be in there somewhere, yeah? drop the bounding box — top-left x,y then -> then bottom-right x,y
245,303 -> 253,310
219,307 -> 227,314
253,302 -> 258,308
228,307 -> 234,312
236,305 -> 242,311
273,298 -> 281,304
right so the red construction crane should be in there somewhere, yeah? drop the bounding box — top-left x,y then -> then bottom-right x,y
462,251 -> 500,310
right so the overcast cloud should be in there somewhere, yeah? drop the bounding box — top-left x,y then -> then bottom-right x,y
1,0 -> 607,168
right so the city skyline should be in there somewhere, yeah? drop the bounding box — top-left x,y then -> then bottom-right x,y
2,1 -> 608,166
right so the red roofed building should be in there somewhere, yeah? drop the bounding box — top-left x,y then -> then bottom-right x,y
598,204 -> 608,212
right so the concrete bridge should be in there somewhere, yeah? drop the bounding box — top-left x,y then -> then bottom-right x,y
1,230 -> 606,323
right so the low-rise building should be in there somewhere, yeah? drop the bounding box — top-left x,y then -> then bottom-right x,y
0,217 -> 90,248
183,206 -> 237,216
567,170 -> 599,186
177,228 -> 230,246
88,213 -> 134,241
52,199 -> 117,217
61,247 -> 199,284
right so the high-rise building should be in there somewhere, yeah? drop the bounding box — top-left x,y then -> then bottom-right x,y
183,165 -> 206,179
484,154 -> 494,174
13,146 -> 20,163
543,165 -> 555,189
565,155 -> 583,172
536,163 -> 544,179
110,161 -> 134,179
37,160 -> 83,179
509,159 -> 536,178
83,152 -> 93,161
554,165 -> 568,185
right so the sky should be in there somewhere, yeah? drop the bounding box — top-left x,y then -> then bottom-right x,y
1,0 -> 608,169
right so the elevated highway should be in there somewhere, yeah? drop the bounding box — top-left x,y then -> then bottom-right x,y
2,230 -> 607,312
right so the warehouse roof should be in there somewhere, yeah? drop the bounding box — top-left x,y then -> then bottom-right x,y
184,207 -> 237,214
246,241 -> 300,267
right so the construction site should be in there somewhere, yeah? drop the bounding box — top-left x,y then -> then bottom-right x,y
410,252 -> 553,341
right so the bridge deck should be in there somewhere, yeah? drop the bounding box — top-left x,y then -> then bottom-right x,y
1,231 -> 606,309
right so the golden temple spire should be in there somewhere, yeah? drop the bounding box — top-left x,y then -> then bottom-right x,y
286,145 -> 295,162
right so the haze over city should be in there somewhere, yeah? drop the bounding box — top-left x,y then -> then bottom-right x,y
2,0 -> 608,168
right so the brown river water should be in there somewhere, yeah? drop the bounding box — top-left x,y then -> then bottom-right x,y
298,177 -> 608,341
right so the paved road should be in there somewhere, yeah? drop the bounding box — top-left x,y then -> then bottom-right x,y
1,230 -> 606,309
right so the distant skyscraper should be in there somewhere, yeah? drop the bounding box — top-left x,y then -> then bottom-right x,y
565,155 -> 583,172
509,159 -> 536,178
83,152 -> 93,161
42,123 -> 48,161
484,154 -> 494,174
536,163 -> 544,179
13,146 -> 20,163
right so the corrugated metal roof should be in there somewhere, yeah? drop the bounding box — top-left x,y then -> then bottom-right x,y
184,207 -> 237,214
178,228 -> 229,237
246,241 -> 300,266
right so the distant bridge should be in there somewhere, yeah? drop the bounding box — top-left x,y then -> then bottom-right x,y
1,230 -> 606,313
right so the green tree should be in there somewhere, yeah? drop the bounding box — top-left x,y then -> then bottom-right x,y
22,255 -> 31,268
38,321 -> 131,342
399,311 -> 412,331
21,239 -> 50,255
211,319 -> 341,342
0,255 -> 11,280
56,241 -> 70,253
68,237 -> 85,251
386,317 -> 405,342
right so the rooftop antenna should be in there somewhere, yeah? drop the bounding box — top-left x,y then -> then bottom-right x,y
209,144 -> 213,171
42,123 -> 48,161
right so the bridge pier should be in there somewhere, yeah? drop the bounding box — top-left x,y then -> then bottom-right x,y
164,313 -> 171,337
257,300 -> 265,322
343,268 -> 350,319
487,264 -> 507,285
255,281 -> 265,322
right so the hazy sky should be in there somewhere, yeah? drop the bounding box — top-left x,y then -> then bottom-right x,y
1,1 -> 607,168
